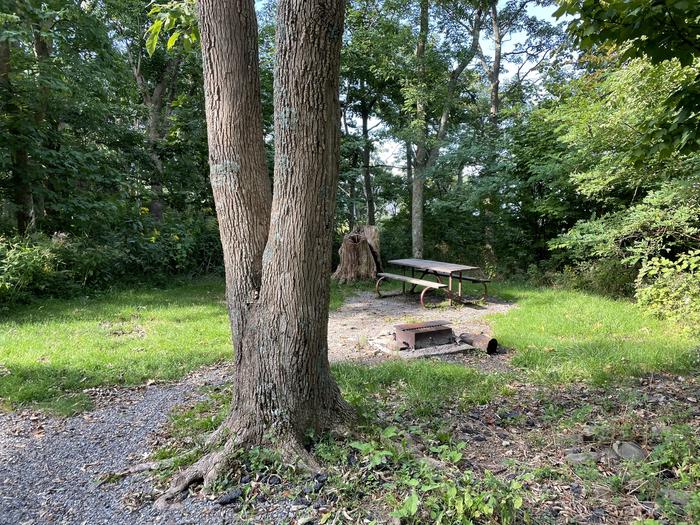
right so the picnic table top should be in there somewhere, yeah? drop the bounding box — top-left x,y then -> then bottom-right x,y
388,258 -> 479,274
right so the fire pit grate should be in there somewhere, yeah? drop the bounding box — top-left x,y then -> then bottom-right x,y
394,320 -> 454,350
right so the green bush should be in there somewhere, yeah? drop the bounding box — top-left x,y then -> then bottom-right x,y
0,215 -> 223,304
546,258 -> 638,298
636,250 -> 700,333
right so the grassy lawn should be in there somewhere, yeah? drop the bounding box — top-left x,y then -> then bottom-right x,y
1,277 -> 698,414
488,282 -> 700,384
0,278 -> 376,413
3,278 -> 699,521
0,278 -> 230,414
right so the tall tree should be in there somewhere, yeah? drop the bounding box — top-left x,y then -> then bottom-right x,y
410,0 -> 483,258
157,0 -> 349,501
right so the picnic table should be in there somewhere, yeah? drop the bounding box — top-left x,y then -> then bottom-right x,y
375,258 -> 490,307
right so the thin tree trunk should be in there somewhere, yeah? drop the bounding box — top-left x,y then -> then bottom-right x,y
133,55 -> 180,221
1,39 -> 34,234
489,3 -> 501,124
32,26 -> 52,225
158,0 -> 349,502
405,140 -> 413,212
361,100 -> 375,225
348,174 -> 357,231
412,0 -> 429,259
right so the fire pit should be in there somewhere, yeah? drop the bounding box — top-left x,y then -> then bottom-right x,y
394,320 -> 454,349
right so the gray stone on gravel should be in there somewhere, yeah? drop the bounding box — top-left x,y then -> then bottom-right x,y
660,488 -> 691,506
612,441 -> 647,461
565,451 -> 599,465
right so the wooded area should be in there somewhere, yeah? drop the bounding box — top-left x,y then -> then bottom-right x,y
2,0 -> 699,332
1,0 -> 700,523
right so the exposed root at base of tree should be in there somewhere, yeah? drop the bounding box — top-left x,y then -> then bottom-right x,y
155,399 -> 355,509
153,430 -> 325,509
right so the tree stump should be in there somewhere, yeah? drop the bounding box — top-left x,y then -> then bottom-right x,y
332,225 -> 383,283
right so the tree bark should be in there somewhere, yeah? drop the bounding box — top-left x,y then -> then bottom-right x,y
1,39 -> 34,234
412,0 -> 429,259
158,0 -> 349,502
361,98 -> 375,225
332,225 -> 381,282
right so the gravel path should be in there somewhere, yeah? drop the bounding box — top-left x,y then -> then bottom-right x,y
0,292 -> 512,525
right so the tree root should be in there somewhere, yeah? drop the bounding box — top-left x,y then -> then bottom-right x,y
154,438 -> 238,509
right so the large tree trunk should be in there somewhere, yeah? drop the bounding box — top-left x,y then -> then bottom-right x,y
158,0 -> 348,503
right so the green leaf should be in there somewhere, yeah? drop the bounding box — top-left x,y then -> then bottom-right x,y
145,19 -> 163,56
167,31 -> 181,50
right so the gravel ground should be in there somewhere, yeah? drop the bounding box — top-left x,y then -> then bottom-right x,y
0,291 -> 512,525
0,364 -> 244,525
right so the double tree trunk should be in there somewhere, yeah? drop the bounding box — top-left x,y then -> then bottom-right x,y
160,0 -> 349,501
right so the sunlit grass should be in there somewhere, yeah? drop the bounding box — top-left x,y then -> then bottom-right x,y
2,277 -> 698,414
0,277 -> 361,414
488,282 -> 700,384
0,277 -> 231,414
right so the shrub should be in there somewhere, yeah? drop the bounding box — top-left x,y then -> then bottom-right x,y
548,258 -> 638,298
636,250 -> 700,333
0,215 -> 223,304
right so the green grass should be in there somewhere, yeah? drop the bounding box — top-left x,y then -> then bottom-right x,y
2,277 -> 698,414
334,359 -> 503,418
488,282 -> 700,384
0,277 -> 231,414
0,277 -> 361,413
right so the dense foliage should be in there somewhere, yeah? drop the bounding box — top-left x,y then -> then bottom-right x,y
1,0 -> 699,329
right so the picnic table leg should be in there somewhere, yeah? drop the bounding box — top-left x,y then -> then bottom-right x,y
402,266 -> 406,295
449,272 -> 453,306
458,270 -> 462,300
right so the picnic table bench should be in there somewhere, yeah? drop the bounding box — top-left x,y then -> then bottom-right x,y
375,258 -> 490,307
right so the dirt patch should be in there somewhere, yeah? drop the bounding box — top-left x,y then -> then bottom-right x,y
327,290 -> 514,367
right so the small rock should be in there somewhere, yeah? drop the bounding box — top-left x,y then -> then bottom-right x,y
565,452 -> 599,465
661,488 -> 690,506
240,475 -> 252,484
216,487 -> 243,505
650,425 -> 665,438
581,426 -> 595,442
587,508 -> 605,523
267,474 -> 282,486
293,497 -> 310,507
314,472 -> 328,484
612,441 -> 647,461
599,447 -> 617,461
